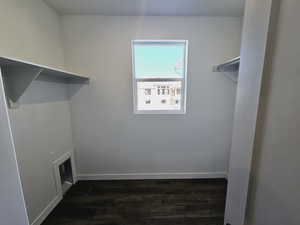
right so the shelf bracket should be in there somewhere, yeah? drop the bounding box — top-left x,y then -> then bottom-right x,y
2,66 -> 43,104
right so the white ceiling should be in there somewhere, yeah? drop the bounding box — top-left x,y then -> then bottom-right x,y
44,0 -> 245,17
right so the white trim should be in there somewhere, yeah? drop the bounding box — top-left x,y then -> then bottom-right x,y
224,0 -> 275,225
133,40 -> 188,44
77,172 -> 227,181
31,195 -> 62,225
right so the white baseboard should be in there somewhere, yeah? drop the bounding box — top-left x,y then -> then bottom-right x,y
31,195 -> 62,225
77,172 -> 228,180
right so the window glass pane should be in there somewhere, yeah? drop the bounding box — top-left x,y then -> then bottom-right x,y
137,81 -> 182,111
134,43 -> 185,78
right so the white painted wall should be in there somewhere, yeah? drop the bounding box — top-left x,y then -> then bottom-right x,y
0,0 -> 73,224
8,76 -> 74,224
246,1 -> 300,225
62,16 -> 242,178
0,0 -> 64,68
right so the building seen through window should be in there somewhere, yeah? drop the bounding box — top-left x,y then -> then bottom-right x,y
132,40 -> 188,113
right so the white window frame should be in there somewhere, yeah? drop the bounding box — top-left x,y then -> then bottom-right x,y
132,40 -> 188,114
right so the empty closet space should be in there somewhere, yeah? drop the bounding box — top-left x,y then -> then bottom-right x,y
43,179 -> 227,225
0,1 -> 245,225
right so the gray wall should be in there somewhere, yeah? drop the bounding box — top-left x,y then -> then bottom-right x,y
0,0 -> 73,223
0,73 -> 29,225
62,16 -> 242,178
0,0 -> 64,68
246,1 -> 300,225
8,76 -> 73,223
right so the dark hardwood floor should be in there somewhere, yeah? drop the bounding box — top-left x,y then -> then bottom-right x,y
42,179 -> 227,225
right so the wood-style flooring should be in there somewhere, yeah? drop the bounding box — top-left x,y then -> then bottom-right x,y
42,179 -> 227,225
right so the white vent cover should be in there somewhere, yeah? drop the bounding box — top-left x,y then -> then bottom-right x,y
53,152 -> 76,197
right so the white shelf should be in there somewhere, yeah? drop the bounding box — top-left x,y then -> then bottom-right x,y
0,56 -> 89,80
0,56 -> 89,103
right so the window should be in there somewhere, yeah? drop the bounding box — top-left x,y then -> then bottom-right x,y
132,40 -> 188,114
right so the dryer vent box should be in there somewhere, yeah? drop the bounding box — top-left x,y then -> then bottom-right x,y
53,152 -> 76,197
59,158 -> 73,195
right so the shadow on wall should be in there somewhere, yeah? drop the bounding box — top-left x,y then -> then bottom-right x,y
15,74 -> 87,105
